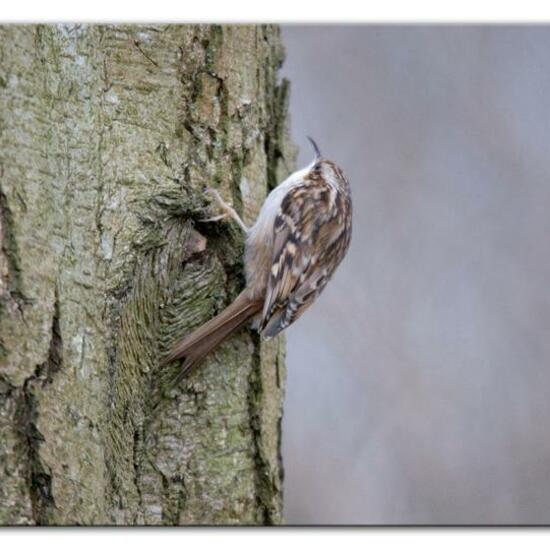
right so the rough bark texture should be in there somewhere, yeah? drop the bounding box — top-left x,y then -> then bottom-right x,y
0,24 -> 294,525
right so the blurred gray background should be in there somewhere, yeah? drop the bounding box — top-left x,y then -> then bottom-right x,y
280,26 -> 550,524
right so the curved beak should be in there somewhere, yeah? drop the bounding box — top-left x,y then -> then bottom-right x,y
307,136 -> 322,161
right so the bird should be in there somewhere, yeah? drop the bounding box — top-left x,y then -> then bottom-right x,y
161,137 -> 352,385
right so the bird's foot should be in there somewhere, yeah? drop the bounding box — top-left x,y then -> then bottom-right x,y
200,187 -> 249,233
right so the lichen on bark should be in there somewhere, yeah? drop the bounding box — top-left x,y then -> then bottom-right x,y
0,24 -> 295,525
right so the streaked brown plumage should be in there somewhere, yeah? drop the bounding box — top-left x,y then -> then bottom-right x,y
161,138 -> 352,383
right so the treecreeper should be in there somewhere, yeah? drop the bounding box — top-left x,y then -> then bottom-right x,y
161,138 -> 352,384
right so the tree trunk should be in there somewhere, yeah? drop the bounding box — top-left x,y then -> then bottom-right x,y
0,24 -> 294,525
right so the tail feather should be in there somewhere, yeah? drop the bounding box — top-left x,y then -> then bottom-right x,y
161,291 -> 262,384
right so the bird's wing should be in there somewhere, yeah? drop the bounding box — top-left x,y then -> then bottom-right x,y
260,175 -> 351,337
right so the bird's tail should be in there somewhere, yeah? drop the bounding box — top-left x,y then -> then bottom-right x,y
160,290 -> 262,385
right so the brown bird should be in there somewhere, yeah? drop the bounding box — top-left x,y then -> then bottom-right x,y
161,138 -> 352,384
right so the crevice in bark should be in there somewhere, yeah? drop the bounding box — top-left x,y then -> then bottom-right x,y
0,373 -> 15,399
131,424 -> 144,523
16,293 -> 62,524
159,470 -> 187,525
265,78 -> 291,192
159,468 -> 171,523
247,334 -> 274,525
0,186 -> 27,334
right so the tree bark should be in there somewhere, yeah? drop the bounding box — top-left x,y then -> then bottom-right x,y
0,24 -> 294,525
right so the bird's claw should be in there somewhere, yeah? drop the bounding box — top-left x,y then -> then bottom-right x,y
201,187 -> 249,233
199,213 -> 229,223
